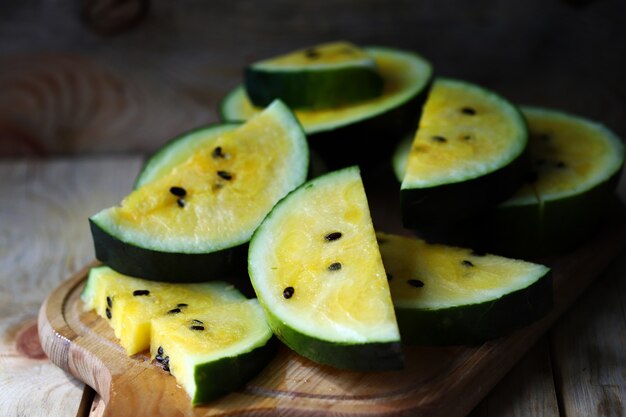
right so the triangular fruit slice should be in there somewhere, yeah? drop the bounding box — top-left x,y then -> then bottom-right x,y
248,166 -> 403,371
151,299 -> 274,404
377,233 -> 552,345
90,100 -> 309,282
401,78 -> 529,226
81,266 -> 245,355
81,266 -> 275,405
245,41 -> 384,109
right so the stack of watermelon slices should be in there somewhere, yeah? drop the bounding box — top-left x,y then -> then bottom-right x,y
83,41 -> 624,406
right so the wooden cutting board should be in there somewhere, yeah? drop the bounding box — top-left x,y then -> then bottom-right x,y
38,203 -> 626,417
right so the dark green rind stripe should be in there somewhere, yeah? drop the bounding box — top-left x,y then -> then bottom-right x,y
401,145 -> 531,227
492,171 -> 622,258
90,219 -> 247,282
417,170 -> 622,259
245,66 -> 384,110
396,270 -> 553,345
263,307 -> 404,371
191,337 -> 277,404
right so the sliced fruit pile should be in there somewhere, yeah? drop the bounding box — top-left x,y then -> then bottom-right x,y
82,266 -> 274,404
393,105 -> 624,257
86,100 -> 307,405
84,40 -> 624,407
221,41 -> 433,168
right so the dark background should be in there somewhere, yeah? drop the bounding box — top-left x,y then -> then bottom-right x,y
0,0 -> 625,156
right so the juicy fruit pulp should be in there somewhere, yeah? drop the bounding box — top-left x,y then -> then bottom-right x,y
505,106 -> 624,207
378,233 -> 552,344
249,167 -> 402,371
81,266 -> 243,355
402,79 -> 527,189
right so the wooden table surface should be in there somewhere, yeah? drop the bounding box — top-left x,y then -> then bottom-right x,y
1,1 -> 625,416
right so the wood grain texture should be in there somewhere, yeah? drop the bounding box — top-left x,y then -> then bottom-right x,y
0,54 -> 210,156
1,1 -> 625,157
469,337 -> 560,417
550,249 -> 626,417
0,158 -> 143,417
38,202 -> 626,417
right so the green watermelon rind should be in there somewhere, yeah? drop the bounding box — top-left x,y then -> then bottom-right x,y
395,268 -> 553,345
245,62 -> 384,109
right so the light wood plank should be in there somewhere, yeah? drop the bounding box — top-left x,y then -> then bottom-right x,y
0,157 -> 142,417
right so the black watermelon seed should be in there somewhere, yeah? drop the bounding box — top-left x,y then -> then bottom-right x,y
408,279 -> 424,288
167,308 -> 182,314
169,186 -> 186,197
432,135 -> 447,143
387,273 -> 393,281
191,319 -> 203,325
177,303 -> 188,308
305,48 -> 320,58
217,170 -> 233,180
157,346 -> 163,355
463,135 -> 472,140
190,325 -> 205,331
106,296 -> 112,308
105,308 -> 112,319
283,287 -> 295,299
462,260 -> 475,267
328,262 -> 342,271
176,198 -> 185,208
324,232 -> 342,241
212,146 -> 226,159
155,355 -> 163,363
461,107 -> 476,115
133,289 -> 150,296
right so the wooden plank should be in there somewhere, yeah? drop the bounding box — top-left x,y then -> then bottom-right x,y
550,249 -> 626,417
0,157 -> 142,417
469,337 -> 560,417
549,167 -> 626,417
37,200 -> 626,416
